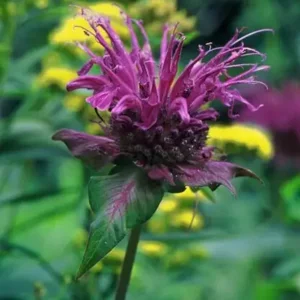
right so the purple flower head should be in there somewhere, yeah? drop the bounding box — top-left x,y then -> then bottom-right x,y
53,7 -> 270,194
240,82 -> 300,167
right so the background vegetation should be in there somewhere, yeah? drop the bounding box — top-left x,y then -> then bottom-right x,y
1,0 -> 300,299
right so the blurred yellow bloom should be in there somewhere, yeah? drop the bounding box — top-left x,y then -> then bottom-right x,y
38,67 -> 77,89
147,217 -> 168,234
85,110 -> 110,134
35,0 -> 49,9
90,261 -> 103,273
63,275 -> 72,285
168,11 -> 196,32
188,244 -> 210,259
85,122 -> 102,135
148,0 -> 176,17
41,52 -> 63,69
6,2 -> 17,16
113,266 -> 122,275
139,241 -> 168,257
103,248 -> 125,264
50,3 -> 129,47
208,124 -> 274,160
72,228 -> 88,248
171,209 -> 204,230
64,94 -> 85,112
129,0 -> 196,33
158,196 -> 178,213
33,282 -> 46,299
173,187 -> 205,203
167,250 -> 190,267
102,247 -> 124,273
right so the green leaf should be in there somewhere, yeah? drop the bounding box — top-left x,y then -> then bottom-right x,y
125,171 -> 164,228
77,167 -> 164,278
0,188 -> 74,206
164,182 -> 186,194
8,46 -> 50,76
0,118 -> 72,162
281,175 -> 300,221
191,186 -> 216,203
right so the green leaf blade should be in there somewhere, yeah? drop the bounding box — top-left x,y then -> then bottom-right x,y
76,213 -> 126,279
126,171 -> 164,228
77,166 -> 164,278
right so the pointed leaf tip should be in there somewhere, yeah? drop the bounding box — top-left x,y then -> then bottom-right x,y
234,166 -> 264,185
51,129 -> 65,141
177,161 -> 262,197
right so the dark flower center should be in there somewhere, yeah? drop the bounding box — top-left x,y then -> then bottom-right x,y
110,111 -> 209,167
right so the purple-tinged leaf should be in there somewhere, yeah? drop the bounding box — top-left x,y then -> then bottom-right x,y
125,170 -> 164,228
147,165 -> 175,185
177,161 -> 262,195
52,129 -> 119,170
76,167 -> 164,278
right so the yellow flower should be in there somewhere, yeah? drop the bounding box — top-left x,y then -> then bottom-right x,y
208,124 -> 274,160
63,275 -> 72,285
41,52 -> 63,70
166,250 -> 190,267
72,228 -> 88,248
34,282 -> 46,299
169,10 -> 196,31
113,266 -> 122,275
129,0 -> 196,34
147,217 -> 168,234
6,2 -> 17,16
64,94 -> 85,112
90,261 -> 103,273
38,67 -> 77,89
173,187 -> 206,203
148,0 -> 176,17
139,241 -> 168,257
103,248 -> 125,264
188,244 -> 210,259
50,3 -> 129,47
35,0 -> 49,9
102,248 -> 124,274
85,122 -> 102,135
171,209 -> 204,230
157,196 -> 178,213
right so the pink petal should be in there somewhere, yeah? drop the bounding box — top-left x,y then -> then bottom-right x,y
168,97 -> 190,124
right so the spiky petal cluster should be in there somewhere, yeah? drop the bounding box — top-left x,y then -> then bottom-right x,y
53,7 -> 269,193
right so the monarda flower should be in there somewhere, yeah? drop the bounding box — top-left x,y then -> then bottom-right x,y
52,7 -> 269,277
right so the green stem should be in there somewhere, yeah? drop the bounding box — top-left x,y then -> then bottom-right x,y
115,226 -> 141,300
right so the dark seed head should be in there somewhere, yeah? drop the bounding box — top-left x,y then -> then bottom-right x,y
170,129 -> 179,138
155,126 -> 164,135
127,133 -> 134,142
185,128 -> 194,137
111,109 -> 209,167
163,137 -> 173,144
181,138 -> 189,146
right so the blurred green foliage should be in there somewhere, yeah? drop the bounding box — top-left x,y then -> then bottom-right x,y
1,0 -> 300,299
